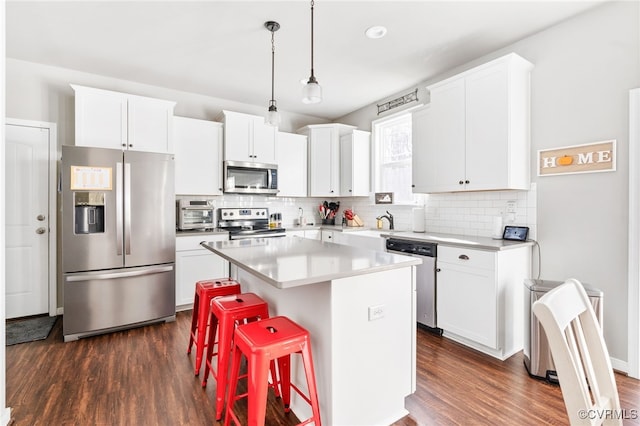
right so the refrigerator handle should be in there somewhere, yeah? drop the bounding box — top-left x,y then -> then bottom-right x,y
65,265 -> 174,282
116,162 -> 124,255
124,162 -> 132,255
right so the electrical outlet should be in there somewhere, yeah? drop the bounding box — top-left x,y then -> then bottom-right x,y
368,305 -> 385,321
506,200 -> 516,214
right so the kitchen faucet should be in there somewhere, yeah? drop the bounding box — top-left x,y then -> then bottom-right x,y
377,211 -> 394,230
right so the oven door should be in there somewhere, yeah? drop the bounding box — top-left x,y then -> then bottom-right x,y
229,229 -> 287,240
178,208 -> 214,230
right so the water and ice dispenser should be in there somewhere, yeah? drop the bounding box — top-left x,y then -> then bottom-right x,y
73,192 -> 105,234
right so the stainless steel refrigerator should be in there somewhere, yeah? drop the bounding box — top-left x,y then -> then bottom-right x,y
61,145 -> 176,342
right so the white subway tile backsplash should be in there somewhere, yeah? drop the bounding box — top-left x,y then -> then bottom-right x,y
177,186 -> 537,239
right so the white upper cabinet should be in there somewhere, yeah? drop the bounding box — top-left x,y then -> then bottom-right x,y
412,53 -> 533,193
277,131 -> 308,197
72,84 -> 175,153
340,130 -> 371,197
173,116 -> 223,196
298,123 -> 359,197
221,110 -> 276,164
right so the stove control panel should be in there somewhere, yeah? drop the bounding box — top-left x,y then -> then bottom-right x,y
218,207 -> 268,221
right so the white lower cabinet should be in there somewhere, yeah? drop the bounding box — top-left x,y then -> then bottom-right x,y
436,244 -> 530,360
288,230 -> 321,240
321,230 -> 335,243
175,234 -> 230,309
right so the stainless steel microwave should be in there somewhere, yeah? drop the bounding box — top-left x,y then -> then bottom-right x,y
223,160 -> 278,195
176,199 -> 215,230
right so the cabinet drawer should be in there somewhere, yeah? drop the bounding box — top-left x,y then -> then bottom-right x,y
438,245 -> 495,270
176,234 -> 227,251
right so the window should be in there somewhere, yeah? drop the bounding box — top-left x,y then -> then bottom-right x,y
372,108 -> 420,205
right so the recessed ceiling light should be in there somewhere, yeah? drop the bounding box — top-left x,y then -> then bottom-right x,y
365,26 -> 387,39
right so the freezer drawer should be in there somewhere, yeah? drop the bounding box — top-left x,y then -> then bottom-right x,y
63,264 -> 176,341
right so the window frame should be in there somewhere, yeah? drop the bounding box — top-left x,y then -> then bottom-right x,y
371,104 -> 424,206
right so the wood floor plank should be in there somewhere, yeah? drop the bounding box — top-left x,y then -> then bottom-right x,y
6,313 -> 640,425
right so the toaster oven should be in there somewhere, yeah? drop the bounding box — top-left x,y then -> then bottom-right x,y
176,199 -> 214,230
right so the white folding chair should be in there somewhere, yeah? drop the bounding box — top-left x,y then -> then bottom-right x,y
532,278 -> 621,426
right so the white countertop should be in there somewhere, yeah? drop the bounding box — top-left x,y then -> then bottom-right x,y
176,229 -> 228,237
200,236 -> 421,289
379,231 -> 535,251
287,226 -> 533,250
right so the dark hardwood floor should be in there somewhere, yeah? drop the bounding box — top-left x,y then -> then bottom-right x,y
6,312 -> 640,425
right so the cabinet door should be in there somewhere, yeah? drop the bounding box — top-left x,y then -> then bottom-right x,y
174,117 -> 223,195
127,96 -> 175,153
308,127 -> 339,196
175,235 -> 229,308
73,85 -> 128,150
437,249 -> 497,349
252,119 -> 277,164
223,111 -> 253,162
175,249 -> 229,307
417,78 -> 466,192
277,132 -> 307,197
321,230 -> 334,242
304,230 -> 321,240
340,130 -> 371,197
223,111 -> 276,163
465,62 -> 509,191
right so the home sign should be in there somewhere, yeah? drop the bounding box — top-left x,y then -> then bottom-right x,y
538,140 -> 616,176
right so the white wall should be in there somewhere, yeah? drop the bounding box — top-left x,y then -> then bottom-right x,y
5,58 -> 329,140
340,1 -> 640,365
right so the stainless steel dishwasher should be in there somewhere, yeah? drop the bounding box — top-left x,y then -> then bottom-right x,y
386,238 -> 442,334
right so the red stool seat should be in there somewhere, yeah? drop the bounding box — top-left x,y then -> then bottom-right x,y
202,292 -> 277,421
225,315 -> 322,426
187,278 -> 240,375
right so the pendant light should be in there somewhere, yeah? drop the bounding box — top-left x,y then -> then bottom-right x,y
302,0 -> 322,104
265,21 -> 281,126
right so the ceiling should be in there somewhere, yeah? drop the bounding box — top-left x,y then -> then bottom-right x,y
6,0 -> 606,121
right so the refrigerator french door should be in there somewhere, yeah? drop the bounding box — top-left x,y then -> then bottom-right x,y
62,145 -> 176,342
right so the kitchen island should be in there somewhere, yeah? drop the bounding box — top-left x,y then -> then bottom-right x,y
201,236 -> 421,426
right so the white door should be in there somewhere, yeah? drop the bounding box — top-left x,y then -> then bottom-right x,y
5,123 -> 51,318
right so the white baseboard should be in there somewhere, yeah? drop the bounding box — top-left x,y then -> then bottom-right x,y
611,357 -> 629,375
2,407 -> 11,426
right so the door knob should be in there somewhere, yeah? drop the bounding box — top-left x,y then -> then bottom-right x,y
37,214 -> 46,221
36,227 -> 46,234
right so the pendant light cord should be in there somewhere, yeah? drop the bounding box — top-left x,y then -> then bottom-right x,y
271,29 -> 275,103
310,0 -> 316,81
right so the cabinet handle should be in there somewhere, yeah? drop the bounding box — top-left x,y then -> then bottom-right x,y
412,184 -> 416,188
458,180 -> 464,185
458,254 -> 469,260
435,268 -> 441,272
465,180 -> 470,184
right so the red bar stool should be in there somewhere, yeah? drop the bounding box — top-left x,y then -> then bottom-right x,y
202,292 -> 278,421
225,316 -> 322,426
187,278 -> 241,376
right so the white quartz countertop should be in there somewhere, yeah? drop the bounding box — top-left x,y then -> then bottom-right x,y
200,236 -> 422,289
379,230 -> 535,250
